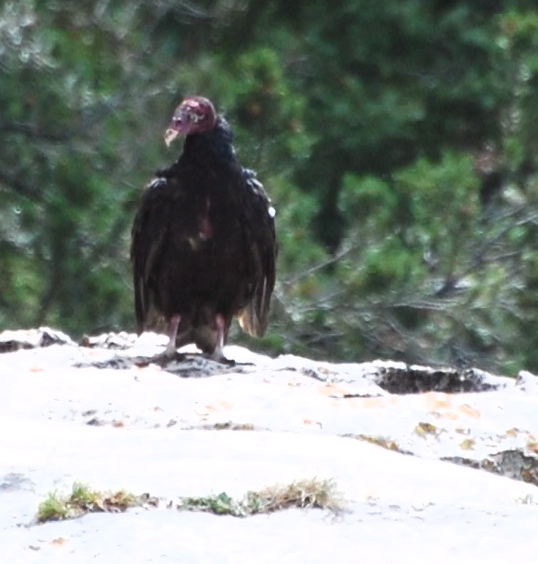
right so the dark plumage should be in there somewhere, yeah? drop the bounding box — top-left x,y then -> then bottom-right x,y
131,96 -> 277,360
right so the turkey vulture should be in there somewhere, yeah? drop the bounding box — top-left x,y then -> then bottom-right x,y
131,96 -> 277,361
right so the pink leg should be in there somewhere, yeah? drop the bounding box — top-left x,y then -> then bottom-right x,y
212,314 -> 226,361
165,314 -> 181,357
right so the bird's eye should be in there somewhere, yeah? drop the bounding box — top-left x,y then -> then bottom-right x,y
191,112 -> 204,123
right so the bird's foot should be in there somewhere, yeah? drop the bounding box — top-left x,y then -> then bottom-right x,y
203,341 -> 234,365
205,349 -> 235,366
215,356 -> 236,367
135,350 -> 185,368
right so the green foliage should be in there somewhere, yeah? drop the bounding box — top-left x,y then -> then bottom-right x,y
2,0 -> 538,373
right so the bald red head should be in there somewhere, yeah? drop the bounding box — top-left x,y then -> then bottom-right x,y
164,96 -> 217,146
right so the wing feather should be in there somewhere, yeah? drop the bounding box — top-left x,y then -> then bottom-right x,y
130,178 -> 171,334
238,168 -> 277,337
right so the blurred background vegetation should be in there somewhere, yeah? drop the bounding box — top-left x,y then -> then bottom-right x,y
2,0 -> 538,373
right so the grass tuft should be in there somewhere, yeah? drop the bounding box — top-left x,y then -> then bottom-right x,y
37,478 -> 343,523
176,478 -> 343,517
249,478 -> 342,513
36,491 -> 71,523
36,482 -> 147,523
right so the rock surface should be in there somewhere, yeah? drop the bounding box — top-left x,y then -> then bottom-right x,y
1,327 -> 538,563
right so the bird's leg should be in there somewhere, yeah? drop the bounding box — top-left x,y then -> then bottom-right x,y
165,314 -> 181,357
135,314 -> 183,367
210,313 -> 229,363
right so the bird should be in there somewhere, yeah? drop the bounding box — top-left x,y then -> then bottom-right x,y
131,96 -> 277,362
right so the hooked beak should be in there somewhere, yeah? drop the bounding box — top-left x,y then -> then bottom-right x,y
164,126 -> 180,147
164,112 -> 191,146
